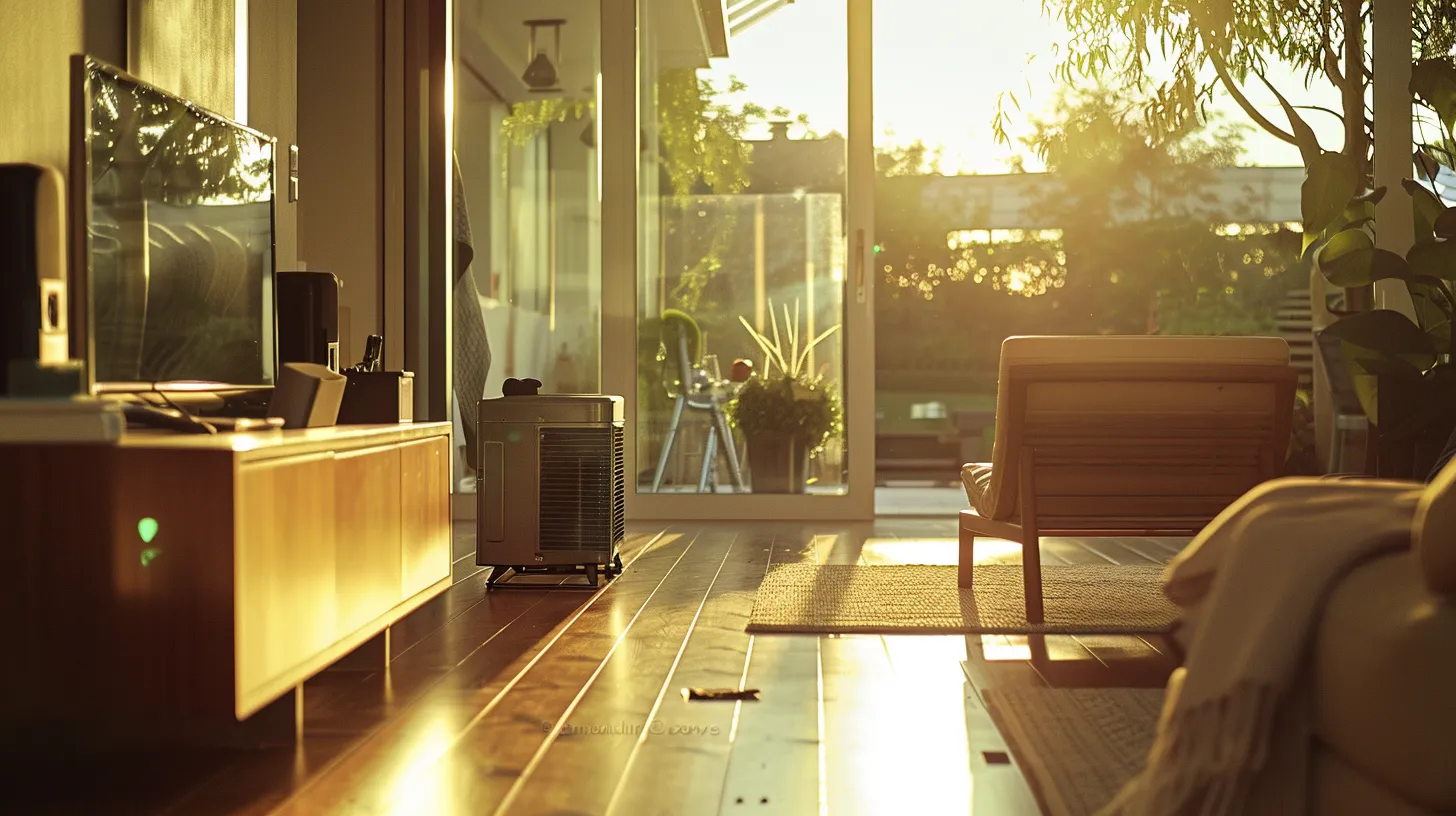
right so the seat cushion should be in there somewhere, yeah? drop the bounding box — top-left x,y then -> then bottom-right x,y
1312,550 -> 1456,811
960,463 -> 999,518
1310,743 -> 1441,816
1416,458 -> 1456,595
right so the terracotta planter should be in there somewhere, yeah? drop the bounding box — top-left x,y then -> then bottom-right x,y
746,433 -> 808,494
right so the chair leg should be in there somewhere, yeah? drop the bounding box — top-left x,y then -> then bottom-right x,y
1022,532 -> 1044,625
652,395 -> 687,492
1019,447 -> 1044,624
712,404 -> 746,491
698,424 -> 718,493
958,527 -> 976,588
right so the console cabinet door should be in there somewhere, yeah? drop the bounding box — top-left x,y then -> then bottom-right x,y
235,452 -> 338,715
400,436 -> 450,598
335,445 -> 403,633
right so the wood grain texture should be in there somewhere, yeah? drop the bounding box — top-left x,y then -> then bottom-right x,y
3,520 -> 1185,815
0,423 -> 453,725
400,435 -> 450,598
237,451 -> 340,716
334,445 -> 403,635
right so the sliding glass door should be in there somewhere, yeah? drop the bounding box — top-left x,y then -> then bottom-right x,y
606,0 -> 875,521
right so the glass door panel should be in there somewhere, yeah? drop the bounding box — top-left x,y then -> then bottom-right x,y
633,0 -> 858,505
451,1 -> 603,501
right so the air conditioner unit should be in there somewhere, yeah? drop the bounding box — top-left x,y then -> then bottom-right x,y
476,391 -> 625,588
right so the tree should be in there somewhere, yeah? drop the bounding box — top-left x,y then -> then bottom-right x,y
1017,1 -> 1456,175
1024,88 -> 1298,334
876,139 -> 944,177
879,89 -> 1299,337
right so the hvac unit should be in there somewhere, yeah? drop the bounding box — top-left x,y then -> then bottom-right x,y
476,388 -> 625,588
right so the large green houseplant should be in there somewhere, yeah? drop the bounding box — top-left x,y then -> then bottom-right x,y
1291,60 -> 1456,478
731,301 -> 842,493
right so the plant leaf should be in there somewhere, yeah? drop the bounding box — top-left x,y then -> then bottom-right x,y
1300,229 -> 1321,260
1342,341 -> 1381,426
1260,74 -> 1321,165
1353,186 -> 1387,206
1411,59 -> 1456,131
1408,277 -> 1454,354
1317,242 -> 1410,289
1302,152 -> 1362,237
1323,309 -> 1438,371
1404,179 -> 1444,242
1435,208 -> 1456,239
1407,239 -> 1456,281
1314,228 -> 1373,285
795,324 -> 842,376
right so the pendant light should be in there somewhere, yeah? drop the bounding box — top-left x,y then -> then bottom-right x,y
522,19 -> 565,93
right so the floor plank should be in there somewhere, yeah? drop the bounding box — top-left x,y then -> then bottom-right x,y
603,529 -> 779,816
5,519 -> 1187,815
500,529 -> 742,814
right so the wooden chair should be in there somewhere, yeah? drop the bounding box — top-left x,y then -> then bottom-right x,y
959,336 -> 1298,623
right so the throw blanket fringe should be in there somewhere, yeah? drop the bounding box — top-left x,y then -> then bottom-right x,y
1101,679 -> 1277,816
1098,477 -> 1424,816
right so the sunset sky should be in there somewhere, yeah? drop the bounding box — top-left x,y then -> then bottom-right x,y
700,0 -> 1346,174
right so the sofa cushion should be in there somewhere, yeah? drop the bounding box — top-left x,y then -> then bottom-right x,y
1310,743 -> 1441,816
1312,550 -> 1456,811
1416,458 -> 1456,595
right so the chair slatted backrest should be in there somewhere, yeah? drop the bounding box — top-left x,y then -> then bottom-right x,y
987,338 -> 1297,532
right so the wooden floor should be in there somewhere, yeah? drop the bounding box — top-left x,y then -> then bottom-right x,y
2,520 -> 1184,815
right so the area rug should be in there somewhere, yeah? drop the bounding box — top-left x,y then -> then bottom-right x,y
983,687 -> 1164,816
746,564 -> 1179,634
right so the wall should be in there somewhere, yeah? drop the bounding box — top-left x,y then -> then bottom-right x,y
248,0 -> 299,269
0,0 -> 299,275
298,0 -> 383,368
129,0 -> 236,116
0,2 -> 87,173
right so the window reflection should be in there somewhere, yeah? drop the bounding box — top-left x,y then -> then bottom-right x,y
452,1 -> 603,493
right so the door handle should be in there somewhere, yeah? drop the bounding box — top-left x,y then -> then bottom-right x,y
855,228 -> 867,304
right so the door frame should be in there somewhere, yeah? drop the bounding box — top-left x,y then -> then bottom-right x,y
603,0 -> 876,522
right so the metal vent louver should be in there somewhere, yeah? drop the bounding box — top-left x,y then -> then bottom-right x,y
538,426 -> 624,552
476,392 -> 625,588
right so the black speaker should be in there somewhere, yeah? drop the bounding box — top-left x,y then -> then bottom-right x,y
0,164 -> 70,395
268,362 -> 346,428
276,270 -> 340,373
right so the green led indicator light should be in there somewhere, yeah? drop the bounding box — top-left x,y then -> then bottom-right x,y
138,518 -> 161,567
873,244 -> 883,253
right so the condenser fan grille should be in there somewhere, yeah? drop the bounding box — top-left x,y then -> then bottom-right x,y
612,425 -> 625,545
539,426 -> 620,552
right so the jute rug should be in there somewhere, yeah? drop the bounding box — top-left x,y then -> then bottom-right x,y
983,687 -> 1164,816
746,564 -> 1179,634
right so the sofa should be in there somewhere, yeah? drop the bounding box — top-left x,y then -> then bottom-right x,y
1305,462 -> 1456,814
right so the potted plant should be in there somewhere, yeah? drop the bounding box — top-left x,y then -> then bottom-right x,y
1278,60 -> 1456,479
730,302 -> 842,493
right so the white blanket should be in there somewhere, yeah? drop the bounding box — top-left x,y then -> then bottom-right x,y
1100,477 -> 1424,816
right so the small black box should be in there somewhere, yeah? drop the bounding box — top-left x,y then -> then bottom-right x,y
276,270 -> 341,372
337,371 -> 414,424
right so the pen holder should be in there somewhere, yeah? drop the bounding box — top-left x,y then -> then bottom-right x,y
336,371 -> 414,424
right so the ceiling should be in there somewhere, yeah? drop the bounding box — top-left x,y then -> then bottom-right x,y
457,0 -> 728,103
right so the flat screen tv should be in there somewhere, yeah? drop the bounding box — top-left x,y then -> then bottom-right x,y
70,55 -> 277,392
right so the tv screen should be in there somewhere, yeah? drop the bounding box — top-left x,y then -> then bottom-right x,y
72,55 -> 276,388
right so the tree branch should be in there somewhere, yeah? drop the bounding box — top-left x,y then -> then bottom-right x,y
1209,52 -> 1299,145
1321,0 -> 1345,86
